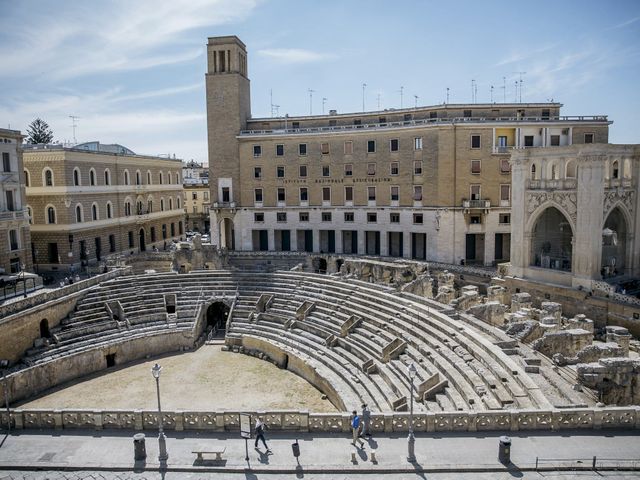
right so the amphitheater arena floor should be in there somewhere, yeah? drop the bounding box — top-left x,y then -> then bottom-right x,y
17,344 -> 337,412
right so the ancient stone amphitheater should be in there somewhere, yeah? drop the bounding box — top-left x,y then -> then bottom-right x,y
1,264 -> 639,433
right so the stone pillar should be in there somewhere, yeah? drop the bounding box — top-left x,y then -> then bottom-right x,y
508,153 -> 528,277
573,156 -> 606,288
335,230 -> 343,254
540,301 -> 562,324
606,326 -> 631,356
510,292 -> 532,313
312,229 -> 320,253
267,228 -> 275,252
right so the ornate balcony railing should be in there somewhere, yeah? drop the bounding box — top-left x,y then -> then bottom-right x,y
527,179 -> 577,190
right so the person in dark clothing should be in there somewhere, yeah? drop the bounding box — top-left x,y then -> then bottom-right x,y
254,416 -> 272,453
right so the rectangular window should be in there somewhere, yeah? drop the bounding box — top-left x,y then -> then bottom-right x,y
367,140 -> 376,153
390,213 -> 400,223
329,119 -> 337,126
391,186 -> 399,201
254,212 -> 264,222
292,121 -> 299,129
353,119 -> 362,126
298,143 -> 307,156
344,164 -> 353,176
277,165 -> 285,178
414,161 -> 423,175
277,187 -> 286,202
299,212 -> 309,222
470,184 -> 481,200
2,152 -> 10,172
128,231 -> 134,248
430,111 -> 437,119
109,234 -> 116,252
345,186 -> 353,202
254,189 -> 263,202
300,187 -> 308,201
321,142 -> 330,155
368,186 -> 376,201
344,212 -> 354,222
524,135 -> 534,147
500,159 -> 511,174
193,206 -> 198,214
9,229 -> 18,250
413,185 -> 423,201
322,165 -> 330,177
222,187 -> 230,202
470,215 -> 482,224
464,109 -> 472,118
404,113 -> 413,121
277,212 -> 287,222
471,135 -> 481,149
550,135 -> 560,146
379,116 -> 387,125
390,162 -> 399,175
192,192 -> 198,200
499,214 -> 511,224
471,160 -> 481,174
413,213 -> 424,224
276,144 -> 284,156
584,133 -> 594,144
322,187 -> 331,202
367,163 -> 376,176
299,165 -> 307,177
321,212 -> 332,222
253,145 -> 262,157
541,109 -> 550,120
500,184 -> 511,202
414,137 -> 423,150
390,139 -> 399,151
344,141 -> 353,155
367,212 -> 377,223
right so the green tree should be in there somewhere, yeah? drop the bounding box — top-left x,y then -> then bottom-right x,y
26,118 -> 54,144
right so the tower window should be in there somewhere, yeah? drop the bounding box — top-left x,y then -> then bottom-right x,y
253,145 -> 262,157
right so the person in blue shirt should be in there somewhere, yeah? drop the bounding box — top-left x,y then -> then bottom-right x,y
350,410 -> 364,448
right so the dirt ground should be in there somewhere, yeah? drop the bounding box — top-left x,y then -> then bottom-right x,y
19,345 -> 337,412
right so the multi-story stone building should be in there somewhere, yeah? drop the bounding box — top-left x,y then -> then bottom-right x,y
510,143 -> 639,289
206,36 -> 611,265
0,128 -> 32,274
24,142 -> 185,272
183,159 -> 209,186
184,183 -> 211,233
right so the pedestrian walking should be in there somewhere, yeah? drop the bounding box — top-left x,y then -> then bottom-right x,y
350,410 -> 364,448
254,417 -> 272,453
361,404 -> 371,437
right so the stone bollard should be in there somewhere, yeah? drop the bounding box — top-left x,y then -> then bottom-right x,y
498,435 -> 511,464
133,433 -> 146,461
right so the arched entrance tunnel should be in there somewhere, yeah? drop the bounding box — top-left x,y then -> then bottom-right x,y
206,301 -> 230,337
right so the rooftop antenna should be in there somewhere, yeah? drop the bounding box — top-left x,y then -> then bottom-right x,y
513,71 -> 526,103
446,87 -> 450,104
502,76 -> 506,103
377,93 -> 381,110
362,83 -> 367,111
490,85 -> 494,103
398,86 -> 404,108
514,81 -> 518,103
69,115 -> 80,144
322,97 -> 327,115
413,95 -> 419,109
471,80 -> 476,103
308,89 -> 315,115
270,89 -> 280,117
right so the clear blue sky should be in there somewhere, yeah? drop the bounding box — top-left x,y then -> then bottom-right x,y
0,0 -> 638,164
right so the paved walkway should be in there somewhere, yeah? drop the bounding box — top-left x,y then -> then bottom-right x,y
0,428 -> 638,477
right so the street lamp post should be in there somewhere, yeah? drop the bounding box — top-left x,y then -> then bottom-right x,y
407,362 -> 417,462
151,363 -> 168,463
0,360 -> 10,437
21,264 -> 27,298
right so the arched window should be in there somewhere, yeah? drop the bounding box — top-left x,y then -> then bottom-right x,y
47,205 -> 56,224
136,200 -> 143,215
106,202 -> 113,219
44,168 -> 54,186
124,198 -> 132,216
136,170 -> 141,185
169,198 -> 173,210
90,169 -> 96,186
92,203 -> 98,221
178,220 -> 183,235
176,196 -> 181,209
175,171 -> 180,184
159,172 -> 163,185
565,160 -> 577,178
124,170 -> 130,185
551,164 -> 557,180
162,224 -> 167,239
623,159 -> 632,179
168,172 -> 172,184
147,198 -> 153,213
104,169 -> 111,185
160,198 -> 165,211
73,168 -> 81,186
24,169 -> 30,187
27,206 -> 33,224
612,160 -> 619,179
147,170 -> 152,185
75,204 -> 83,223
530,164 -> 537,180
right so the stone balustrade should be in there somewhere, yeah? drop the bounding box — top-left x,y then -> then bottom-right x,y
1,406 -> 637,433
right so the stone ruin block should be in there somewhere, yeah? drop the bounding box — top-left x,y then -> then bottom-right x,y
486,285 -> 508,305
256,294 -> 274,313
340,315 -> 362,337
505,320 -> 544,343
400,274 -> 434,298
435,285 -> 455,305
540,301 -> 562,323
532,328 -> 592,358
451,287 -> 480,311
577,357 -> 640,405
468,301 -> 508,327
436,270 -> 455,288
565,314 -> 594,334
606,326 -> 631,356
510,292 -> 532,313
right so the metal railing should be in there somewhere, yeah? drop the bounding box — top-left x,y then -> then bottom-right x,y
535,456 -> 640,471
462,199 -> 491,209
240,115 -> 609,136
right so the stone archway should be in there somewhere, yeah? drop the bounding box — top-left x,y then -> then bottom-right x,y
530,206 -> 573,272
206,301 -> 230,337
601,207 -> 628,278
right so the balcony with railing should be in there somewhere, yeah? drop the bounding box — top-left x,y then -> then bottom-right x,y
527,179 -> 577,190
0,171 -> 19,184
0,209 -> 27,222
240,115 -> 610,136
492,145 -> 516,154
462,199 -> 491,210
605,178 -> 633,189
